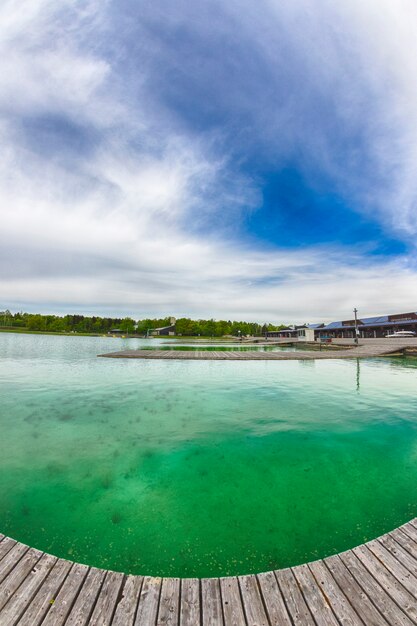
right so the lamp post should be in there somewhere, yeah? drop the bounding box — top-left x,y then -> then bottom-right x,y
353,307 -> 359,345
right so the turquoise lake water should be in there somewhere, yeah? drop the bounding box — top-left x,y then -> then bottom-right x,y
1,332 -> 417,577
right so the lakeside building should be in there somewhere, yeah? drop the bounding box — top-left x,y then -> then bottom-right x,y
150,324 -> 176,336
266,325 -> 307,338
150,317 -> 177,336
266,311 -> 417,340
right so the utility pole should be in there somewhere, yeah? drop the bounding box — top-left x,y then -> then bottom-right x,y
353,307 -> 359,345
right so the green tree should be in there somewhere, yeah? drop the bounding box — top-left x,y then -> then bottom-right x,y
120,318 -> 136,334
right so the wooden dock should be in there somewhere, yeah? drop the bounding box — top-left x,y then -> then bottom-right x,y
98,338 -> 417,361
3,518 -> 417,624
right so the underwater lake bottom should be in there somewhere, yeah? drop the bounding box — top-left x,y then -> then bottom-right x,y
1,333 -> 417,577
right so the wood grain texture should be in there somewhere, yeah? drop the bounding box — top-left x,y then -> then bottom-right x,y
0,547 -> 42,612
275,567 -> 315,626
17,557 -> 72,626
0,537 -> 17,563
0,552 -> 55,625
238,574 -> 269,626
157,577 -> 180,625
292,563 -> 339,626
0,543 -> 29,585
257,571 -> 292,626
41,562 -> 89,626
64,566 -> 106,626
89,570 -> 125,626
112,574 -> 143,626
202,578 -> 223,626
308,559 -> 363,626
180,578 -> 200,626
352,544 -> 417,622
219,577 -> 245,626
324,555 -> 389,626
340,550 -> 414,626
2,521 -> 417,624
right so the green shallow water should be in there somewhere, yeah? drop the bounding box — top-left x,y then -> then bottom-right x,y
1,333 -> 417,577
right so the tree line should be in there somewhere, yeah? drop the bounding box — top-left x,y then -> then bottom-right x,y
0,310 -> 285,337
174,318 -> 282,337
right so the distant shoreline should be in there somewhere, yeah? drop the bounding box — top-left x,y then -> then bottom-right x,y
0,328 -> 245,341
0,328 -> 108,337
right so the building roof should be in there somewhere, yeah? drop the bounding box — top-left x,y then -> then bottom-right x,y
362,315 -> 388,325
153,325 -> 176,331
323,321 -> 345,329
321,311 -> 417,331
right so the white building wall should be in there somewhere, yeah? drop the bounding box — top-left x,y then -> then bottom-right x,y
304,328 -> 316,342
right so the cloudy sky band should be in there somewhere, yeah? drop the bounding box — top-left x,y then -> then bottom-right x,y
1,0 -> 417,322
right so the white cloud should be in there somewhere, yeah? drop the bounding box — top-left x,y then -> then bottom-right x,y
1,0 -> 417,322
0,1 -> 111,124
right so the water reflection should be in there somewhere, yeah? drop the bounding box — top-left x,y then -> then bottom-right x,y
356,358 -> 360,392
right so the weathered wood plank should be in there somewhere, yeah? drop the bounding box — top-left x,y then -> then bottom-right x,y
324,555 -> 389,626
4,516 -> 417,626
157,577 -> 180,625
352,546 -> 417,621
365,540 -> 417,600
17,557 -> 72,625
135,576 -> 162,626
238,574 -> 269,626
0,537 -> 17,563
0,552 -> 55,625
41,562 -> 89,626
378,533 -> 417,578
0,547 -> 42,612
64,566 -> 106,626
0,543 -> 29,585
219,577 -> 245,626
89,570 -> 125,626
308,559 -> 363,625
257,571 -> 291,626
399,522 -> 417,548
292,563 -> 339,626
201,578 -> 223,626
180,578 -> 200,626
340,549 -> 414,626
112,574 -> 143,626
393,527 -> 417,562
275,567 -> 315,625
396,521 -> 417,536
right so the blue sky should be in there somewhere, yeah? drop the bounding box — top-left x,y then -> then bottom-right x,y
1,0 -> 417,322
